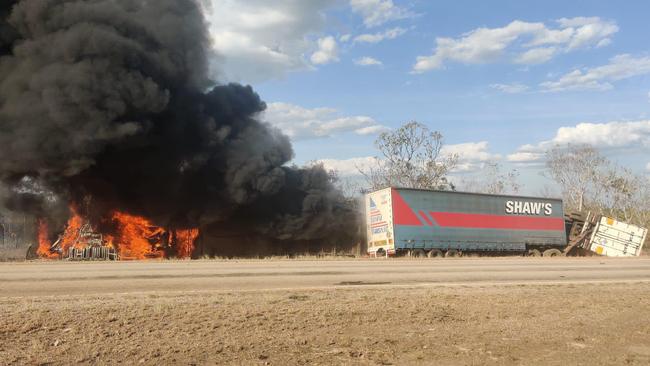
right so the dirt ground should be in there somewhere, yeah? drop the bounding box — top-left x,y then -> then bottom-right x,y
0,247 -> 31,262
1,281 -> 649,365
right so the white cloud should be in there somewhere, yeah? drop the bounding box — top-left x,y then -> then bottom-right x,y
442,141 -> 502,172
552,121 -> 650,147
318,156 -> 377,176
319,141 -> 500,176
311,36 -> 340,65
350,0 -> 414,28
507,151 -> 545,163
354,56 -> 383,66
413,17 -> 617,73
515,47 -> 557,64
262,102 -> 388,139
556,17 -> 618,50
596,38 -> 612,48
340,34 -> 352,42
206,1 -> 336,82
355,125 -> 390,134
508,120 -> 650,163
541,54 -> 650,92
647,162 -> 650,172
524,26 -> 574,47
648,91 -> 650,103
490,83 -> 529,94
353,27 -> 407,43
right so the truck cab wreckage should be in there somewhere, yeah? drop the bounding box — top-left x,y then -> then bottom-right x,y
37,206 -> 199,261
47,222 -> 118,261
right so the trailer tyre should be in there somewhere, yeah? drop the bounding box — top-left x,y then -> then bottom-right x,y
542,248 -> 563,257
427,249 -> 443,258
410,249 -> 426,258
375,248 -> 386,258
527,249 -> 542,257
445,249 -> 461,258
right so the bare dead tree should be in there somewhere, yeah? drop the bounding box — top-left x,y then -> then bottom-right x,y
537,184 -> 559,199
358,122 -> 458,191
460,162 -> 520,194
545,144 -> 650,235
596,166 -> 646,223
544,144 -> 608,211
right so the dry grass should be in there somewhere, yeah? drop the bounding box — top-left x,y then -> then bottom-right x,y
2,283 -> 649,365
0,247 -> 28,262
189,248 -> 361,261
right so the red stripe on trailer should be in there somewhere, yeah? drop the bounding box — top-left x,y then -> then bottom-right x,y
391,189 -> 423,226
429,212 -> 565,231
419,210 -> 433,226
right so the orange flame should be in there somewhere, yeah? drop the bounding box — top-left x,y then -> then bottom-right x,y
37,219 -> 58,259
59,205 -> 84,252
37,206 -> 86,259
174,228 -> 198,259
37,206 -> 199,260
110,211 -> 165,260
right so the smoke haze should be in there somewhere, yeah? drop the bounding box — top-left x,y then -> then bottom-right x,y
0,0 -> 358,255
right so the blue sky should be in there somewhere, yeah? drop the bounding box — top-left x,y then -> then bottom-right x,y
206,0 -> 650,193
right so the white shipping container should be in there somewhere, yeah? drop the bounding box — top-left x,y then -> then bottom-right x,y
588,216 -> 647,257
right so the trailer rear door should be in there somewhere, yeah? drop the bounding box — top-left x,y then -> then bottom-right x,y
365,188 -> 395,255
588,217 -> 647,257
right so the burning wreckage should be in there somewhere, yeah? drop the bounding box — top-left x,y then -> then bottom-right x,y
37,208 -> 198,260
40,218 -> 118,260
0,0 -> 359,260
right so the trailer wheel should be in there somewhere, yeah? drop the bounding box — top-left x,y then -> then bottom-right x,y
375,248 -> 386,258
427,249 -> 443,258
410,249 -> 426,258
527,249 -> 542,257
542,248 -> 563,257
445,249 -> 461,258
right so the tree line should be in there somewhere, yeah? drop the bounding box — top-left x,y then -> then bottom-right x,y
345,121 -> 650,233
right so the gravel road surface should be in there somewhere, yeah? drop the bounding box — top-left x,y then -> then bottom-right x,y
2,257 -> 649,297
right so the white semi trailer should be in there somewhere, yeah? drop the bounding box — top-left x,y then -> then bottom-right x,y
364,188 -> 648,257
566,212 -> 647,257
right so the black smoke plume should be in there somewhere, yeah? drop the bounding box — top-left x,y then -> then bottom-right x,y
0,0 -> 359,256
